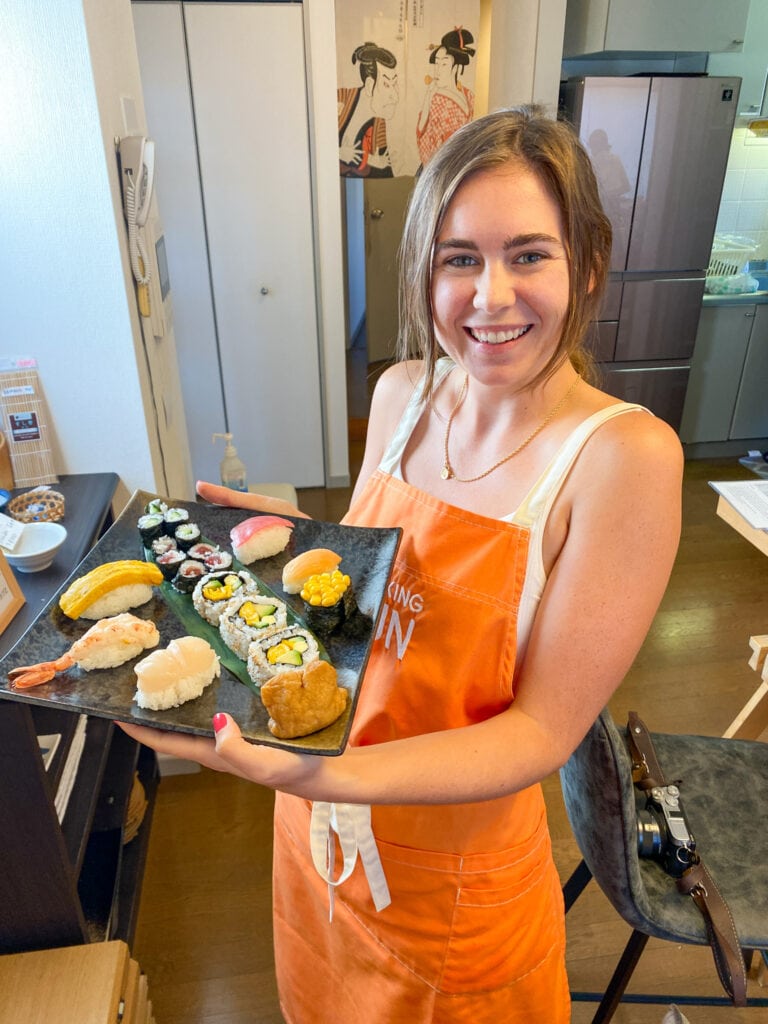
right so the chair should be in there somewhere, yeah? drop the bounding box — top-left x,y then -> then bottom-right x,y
560,709 -> 768,1022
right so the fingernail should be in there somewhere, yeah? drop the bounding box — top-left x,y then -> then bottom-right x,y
213,712 -> 228,733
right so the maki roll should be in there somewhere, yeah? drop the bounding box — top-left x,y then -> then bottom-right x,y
203,549 -> 233,572
163,506 -> 190,536
192,570 -> 260,626
187,541 -> 218,563
150,535 -> 177,559
138,512 -> 164,544
219,594 -> 288,660
155,548 -> 186,581
246,626 -> 319,686
300,569 -> 355,634
172,558 -> 207,593
145,497 -> 169,516
175,522 -> 201,551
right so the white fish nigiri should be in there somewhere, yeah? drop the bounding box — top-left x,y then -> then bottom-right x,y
134,636 -> 220,710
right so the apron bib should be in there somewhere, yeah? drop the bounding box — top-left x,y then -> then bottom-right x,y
273,471 -> 569,1023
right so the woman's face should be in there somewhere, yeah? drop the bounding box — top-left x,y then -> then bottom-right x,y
432,48 -> 455,86
430,162 -> 570,391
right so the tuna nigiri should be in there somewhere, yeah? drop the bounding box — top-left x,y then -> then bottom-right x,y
230,515 -> 294,563
282,548 -> 341,594
134,636 -> 220,710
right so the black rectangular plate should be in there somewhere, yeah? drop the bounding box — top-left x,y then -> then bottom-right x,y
0,490 -> 401,755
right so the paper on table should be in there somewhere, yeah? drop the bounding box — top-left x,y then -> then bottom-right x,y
0,513 -> 24,552
709,480 -> 768,531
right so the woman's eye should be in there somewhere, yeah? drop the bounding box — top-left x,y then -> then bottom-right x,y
444,254 -> 477,268
515,251 -> 546,265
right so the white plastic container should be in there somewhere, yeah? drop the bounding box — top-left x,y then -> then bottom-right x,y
213,433 -> 247,491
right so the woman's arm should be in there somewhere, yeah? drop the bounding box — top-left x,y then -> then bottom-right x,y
122,406 -> 682,805
196,481 -> 309,519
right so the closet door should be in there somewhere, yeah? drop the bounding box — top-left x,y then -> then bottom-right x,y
185,2 -> 324,487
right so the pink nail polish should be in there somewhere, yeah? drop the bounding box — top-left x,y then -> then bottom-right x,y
213,713 -> 227,733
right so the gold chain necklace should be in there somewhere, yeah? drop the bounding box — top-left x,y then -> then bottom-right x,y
440,374 -> 581,482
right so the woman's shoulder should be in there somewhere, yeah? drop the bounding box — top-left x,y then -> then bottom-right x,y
573,388 -> 684,485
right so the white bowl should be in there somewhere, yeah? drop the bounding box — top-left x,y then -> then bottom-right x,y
5,522 -> 67,573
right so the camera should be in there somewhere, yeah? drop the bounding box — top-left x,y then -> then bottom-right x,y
636,783 -> 697,878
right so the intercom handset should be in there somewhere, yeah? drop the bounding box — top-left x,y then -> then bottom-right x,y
117,135 -> 155,289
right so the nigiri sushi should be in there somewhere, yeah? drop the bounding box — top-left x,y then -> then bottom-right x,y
281,548 -> 341,594
134,636 -> 220,711
8,613 -> 160,689
230,515 -> 294,563
59,560 -> 163,620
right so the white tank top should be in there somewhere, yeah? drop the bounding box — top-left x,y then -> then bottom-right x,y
378,359 -> 649,660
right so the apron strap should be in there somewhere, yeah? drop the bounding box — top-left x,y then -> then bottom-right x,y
310,802 -> 392,921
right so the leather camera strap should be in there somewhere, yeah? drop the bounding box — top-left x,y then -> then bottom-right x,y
627,712 -> 748,1007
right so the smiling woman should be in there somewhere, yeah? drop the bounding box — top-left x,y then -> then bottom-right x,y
120,106 -> 683,1024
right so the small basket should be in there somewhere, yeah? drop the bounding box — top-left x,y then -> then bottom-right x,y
707,234 -> 758,279
8,488 -> 66,523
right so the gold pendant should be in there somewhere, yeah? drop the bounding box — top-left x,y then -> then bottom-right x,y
440,465 -> 452,480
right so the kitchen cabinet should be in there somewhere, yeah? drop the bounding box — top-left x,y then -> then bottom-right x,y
0,940 -> 154,1024
563,0 -> 749,57
732,304 -> 768,438
680,302 -> 768,443
132,1 -> 325,487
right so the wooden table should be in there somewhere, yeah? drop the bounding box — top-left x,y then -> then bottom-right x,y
0,473 -> 118,659
716,494 -> 768,741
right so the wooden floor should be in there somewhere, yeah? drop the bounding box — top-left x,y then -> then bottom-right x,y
132,377 -> 768,1023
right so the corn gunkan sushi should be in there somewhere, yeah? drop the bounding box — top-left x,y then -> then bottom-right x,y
230,515 -> 293,563
246,626 -> 319,686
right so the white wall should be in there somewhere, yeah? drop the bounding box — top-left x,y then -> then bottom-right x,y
0,0 -> 189,512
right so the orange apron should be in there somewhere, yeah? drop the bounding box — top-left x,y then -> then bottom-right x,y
272,470 -> 569,1023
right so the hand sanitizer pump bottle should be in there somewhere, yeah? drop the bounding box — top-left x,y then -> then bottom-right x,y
213,433 -> 248,492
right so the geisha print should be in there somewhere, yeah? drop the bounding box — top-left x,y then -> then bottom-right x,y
416,27 -> 475,173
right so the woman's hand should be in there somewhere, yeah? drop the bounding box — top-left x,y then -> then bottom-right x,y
196,480 -> 309,519
116,714 -> 326,794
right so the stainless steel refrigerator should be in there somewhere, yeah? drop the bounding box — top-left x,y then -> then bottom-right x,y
560,74 -> 741,429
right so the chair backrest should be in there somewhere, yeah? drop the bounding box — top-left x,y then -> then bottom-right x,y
559,709 -> 702,942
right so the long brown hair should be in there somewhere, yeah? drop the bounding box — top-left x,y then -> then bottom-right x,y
397,105 -> 612,397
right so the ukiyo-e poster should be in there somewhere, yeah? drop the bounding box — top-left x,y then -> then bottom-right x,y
336,0 -> 480,178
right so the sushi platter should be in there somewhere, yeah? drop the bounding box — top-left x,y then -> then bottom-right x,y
0,490 -> 401,755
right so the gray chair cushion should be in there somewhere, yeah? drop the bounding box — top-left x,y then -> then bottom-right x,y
560,710 -> 768,949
